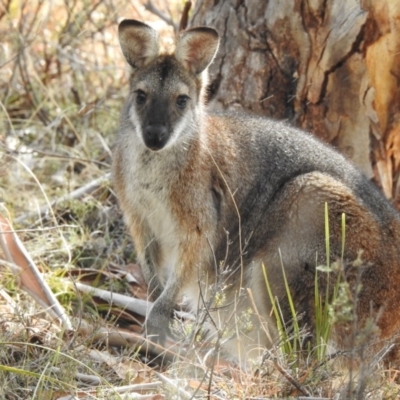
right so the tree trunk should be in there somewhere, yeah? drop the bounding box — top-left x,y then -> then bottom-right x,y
190,0 -> 400,209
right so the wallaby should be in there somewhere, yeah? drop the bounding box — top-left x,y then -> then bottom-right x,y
113,19 -> 400,364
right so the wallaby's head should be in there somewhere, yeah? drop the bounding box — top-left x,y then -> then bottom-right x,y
118,20 -> 219,151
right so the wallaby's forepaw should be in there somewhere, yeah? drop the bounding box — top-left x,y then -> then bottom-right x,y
144,303 -> 175,346
145,320 -> 170,345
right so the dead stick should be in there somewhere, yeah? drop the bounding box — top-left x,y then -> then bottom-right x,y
270,355 -> 311,397
143,1 -> 177,31
15,172 -> 111,224
179,1 -> 192,31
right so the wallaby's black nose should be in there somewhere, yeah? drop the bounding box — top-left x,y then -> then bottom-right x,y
144,124 -> 169,151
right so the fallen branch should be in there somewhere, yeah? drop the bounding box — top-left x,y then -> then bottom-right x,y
15,172 -> 111,224
74,280 -> 195,322
153,371 -> 192,400
110,382 -> 163,393
78,325 -> 184,366
75,281 -> 150,317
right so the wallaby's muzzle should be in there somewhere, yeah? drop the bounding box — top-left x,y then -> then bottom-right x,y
143,124 -> 169,151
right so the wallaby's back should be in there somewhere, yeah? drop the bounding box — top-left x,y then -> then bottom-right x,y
113,19 -> 400,364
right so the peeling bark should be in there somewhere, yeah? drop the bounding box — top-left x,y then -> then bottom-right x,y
190,0 -> 400,208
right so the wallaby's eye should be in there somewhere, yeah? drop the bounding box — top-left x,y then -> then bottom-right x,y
136,90 -> 147,105
176,95 -> 189,109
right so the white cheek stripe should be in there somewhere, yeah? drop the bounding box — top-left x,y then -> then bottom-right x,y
163,112 -> 193,149
129,106 -> 144,143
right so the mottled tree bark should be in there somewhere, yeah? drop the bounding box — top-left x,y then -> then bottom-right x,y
190,0 -> 400,209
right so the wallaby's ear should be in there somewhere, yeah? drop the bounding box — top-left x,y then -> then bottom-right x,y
118,19 -> 159,69
175,27 -> 219,75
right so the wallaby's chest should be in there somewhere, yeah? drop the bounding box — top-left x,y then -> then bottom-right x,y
126,151 -> 178,227
125,147 -> 207,218
121,145 -> 216,281
124,151 -> 184,281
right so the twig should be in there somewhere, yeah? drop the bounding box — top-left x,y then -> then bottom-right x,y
298,398 -> 331,400
179,1 -> 192,31
274,362 -> 311,396
264,349 -> 311,397
106,382 -> 163,393
0,288 -> 17,308
49,366 -> 101,386
117,395 -> 163,400
15,172 -> 111,224
0,144 -> 110,168
153,371 -> 192,400
58,394 -> 159,400
143,1 -> 177,31
0,0 -> 12,22
248,398 -> 330,400
83,328 -> 181,365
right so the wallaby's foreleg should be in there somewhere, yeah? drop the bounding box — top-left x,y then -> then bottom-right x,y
145,233 -> 208,343
127,218 -> 163,300
128,220 -> 175,342
145,272 -> 182,343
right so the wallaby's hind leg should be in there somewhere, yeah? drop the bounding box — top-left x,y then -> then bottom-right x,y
254,172 -> 400,356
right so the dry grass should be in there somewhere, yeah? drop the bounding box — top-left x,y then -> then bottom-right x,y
0,0 -> 400,399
